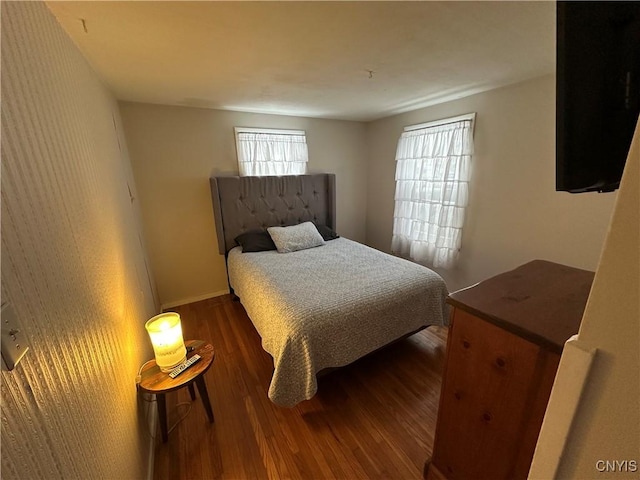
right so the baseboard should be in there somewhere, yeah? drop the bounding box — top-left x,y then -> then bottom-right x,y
161,290 -> 230,310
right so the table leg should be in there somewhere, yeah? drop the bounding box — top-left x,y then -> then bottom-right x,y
188,383 -> 196,401
156,393 -> 169,443
195,376 -> 215,423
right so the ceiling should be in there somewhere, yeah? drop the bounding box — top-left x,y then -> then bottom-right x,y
46,1 -> 556,122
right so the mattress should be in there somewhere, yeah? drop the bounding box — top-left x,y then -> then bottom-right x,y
227,237 -> 448,407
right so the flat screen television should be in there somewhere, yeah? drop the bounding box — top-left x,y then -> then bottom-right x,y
556,1 -> 640,193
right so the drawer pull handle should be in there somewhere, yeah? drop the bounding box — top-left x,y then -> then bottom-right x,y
462,340 -> 471,349
495,357 -> 506,368
482,412 -> 492,422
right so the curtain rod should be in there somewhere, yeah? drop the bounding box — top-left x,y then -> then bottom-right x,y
404,112 -> 476,132
235,127 -> 306,136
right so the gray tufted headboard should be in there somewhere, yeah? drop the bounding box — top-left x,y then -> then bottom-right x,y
210,174 -> 336,255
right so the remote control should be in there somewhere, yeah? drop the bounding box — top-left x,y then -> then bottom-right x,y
168,354 -> 201,379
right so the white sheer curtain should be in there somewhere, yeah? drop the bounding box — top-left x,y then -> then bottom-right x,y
236,130 -> 308,176
391,118 -> 474,269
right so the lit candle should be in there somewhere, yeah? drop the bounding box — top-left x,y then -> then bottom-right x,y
145,312 -> 187,372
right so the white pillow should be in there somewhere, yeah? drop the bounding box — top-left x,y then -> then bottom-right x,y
267,222 -> 325,253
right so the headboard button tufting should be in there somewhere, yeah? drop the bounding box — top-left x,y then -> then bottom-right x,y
211,173 -> 335,256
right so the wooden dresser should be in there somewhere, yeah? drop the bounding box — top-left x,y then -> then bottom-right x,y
425,260 -> 594,480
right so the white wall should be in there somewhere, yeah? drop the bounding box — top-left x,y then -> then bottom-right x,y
1,2 -> 157,479
530,119 -> 639,479
365,75 -> 617,293
119,102 -> 367,308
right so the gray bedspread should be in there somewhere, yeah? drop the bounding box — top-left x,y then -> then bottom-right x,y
227,237 -> 448,407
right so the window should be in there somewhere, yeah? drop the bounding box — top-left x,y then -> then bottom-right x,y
235,127 -> 308,176
391,114 -> 475,269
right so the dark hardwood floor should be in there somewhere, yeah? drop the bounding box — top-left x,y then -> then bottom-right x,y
152,295 -> 448,480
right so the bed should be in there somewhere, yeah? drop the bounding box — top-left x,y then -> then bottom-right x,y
210,173 -> 448,407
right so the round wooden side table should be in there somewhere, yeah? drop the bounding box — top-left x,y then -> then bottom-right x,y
138,339 -> 215,442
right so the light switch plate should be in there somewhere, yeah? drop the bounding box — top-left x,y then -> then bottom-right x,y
1,303 -> 29,371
